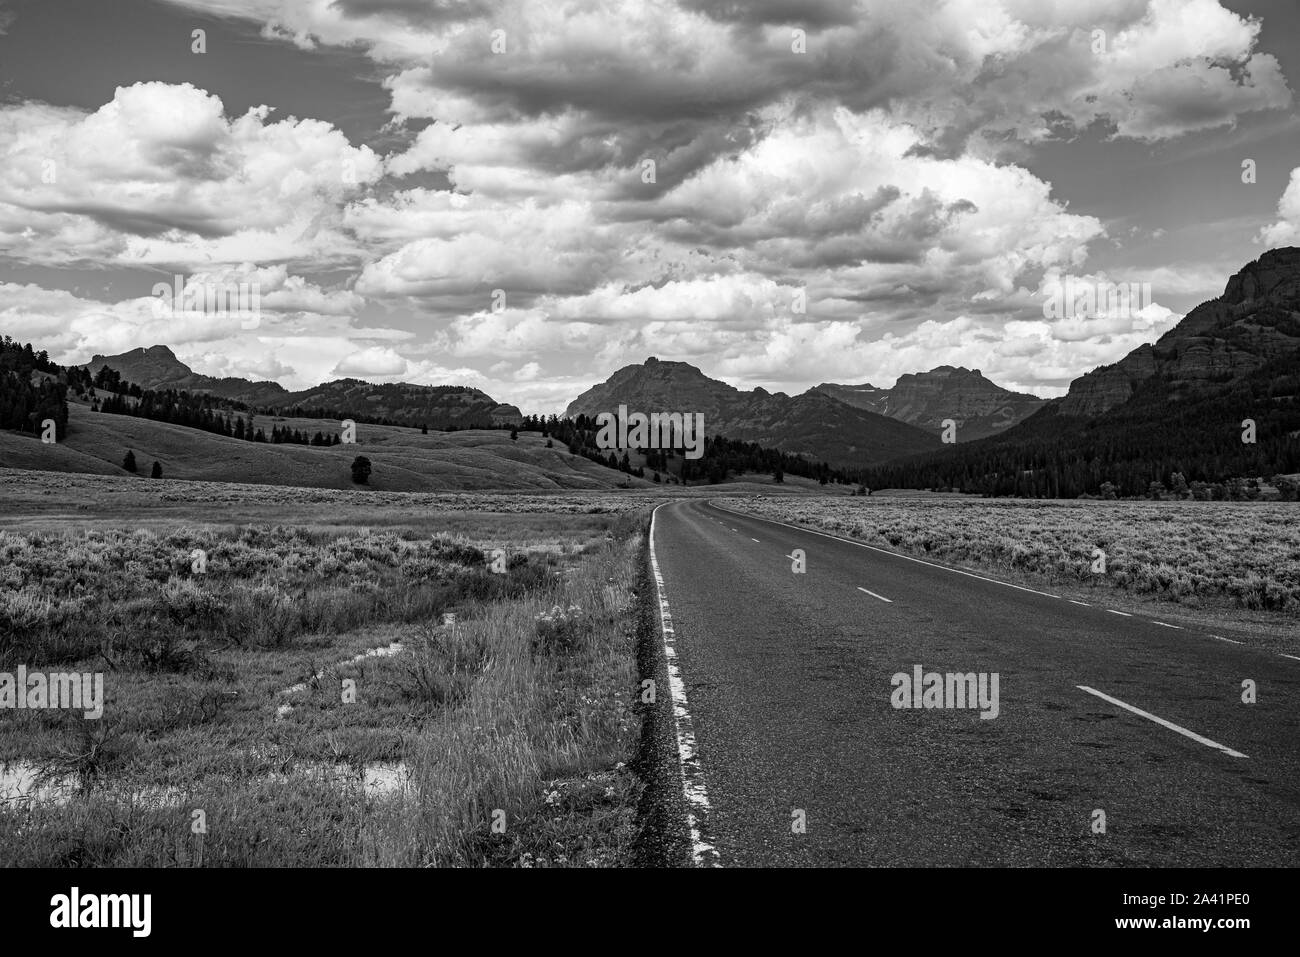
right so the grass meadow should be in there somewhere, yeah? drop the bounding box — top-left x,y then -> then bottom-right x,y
0,474 -> 655,867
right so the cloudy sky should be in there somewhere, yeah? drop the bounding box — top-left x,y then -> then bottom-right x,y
2,0 -> 1300,413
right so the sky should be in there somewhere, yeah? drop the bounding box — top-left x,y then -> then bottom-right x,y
2,0 -> 1300,414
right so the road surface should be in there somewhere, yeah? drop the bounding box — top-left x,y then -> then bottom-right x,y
647,498 -> 1300,866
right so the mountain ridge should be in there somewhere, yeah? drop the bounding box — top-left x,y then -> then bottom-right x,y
1058,246 -> 1300,416
84,346 -> 524,428
564,356 -> 942,468
815,365 -> 1045,440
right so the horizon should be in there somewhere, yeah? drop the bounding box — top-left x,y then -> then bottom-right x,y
78,339 -> 1066,414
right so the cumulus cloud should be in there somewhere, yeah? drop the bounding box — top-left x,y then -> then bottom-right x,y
332,345 -> 410,376
1,0 -> 1291,411
1260,167 -> 1300,246
0,82 -> 382,268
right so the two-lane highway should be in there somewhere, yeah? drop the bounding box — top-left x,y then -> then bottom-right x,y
649,499 -> 1300,866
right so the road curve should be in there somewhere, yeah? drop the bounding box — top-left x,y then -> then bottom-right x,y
648,498 -> 1300,867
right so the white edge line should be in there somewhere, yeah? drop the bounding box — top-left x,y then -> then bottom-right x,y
708,501 -> 1060,600
1280,653 -> 1300,662
856,586 -> 894,603
650,503 -> 720,867
1076,685 -> 1247,759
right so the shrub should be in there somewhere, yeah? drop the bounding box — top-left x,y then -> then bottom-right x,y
350,456 -> 372,485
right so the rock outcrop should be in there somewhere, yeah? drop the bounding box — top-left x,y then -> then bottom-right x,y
1059,247 -> 1300,416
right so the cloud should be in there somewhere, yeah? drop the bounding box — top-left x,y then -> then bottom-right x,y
3,1 -> 1287,414
332,345 -> 410,376
0,82 -> 382,268
1259,167 -> 1300,246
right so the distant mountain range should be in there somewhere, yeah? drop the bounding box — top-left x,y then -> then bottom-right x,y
565,357 -> 944,468
77,247 -> 1300,489
84,345 -> 523,429
816,366 -> 1045,441
83,351 -> 1048,471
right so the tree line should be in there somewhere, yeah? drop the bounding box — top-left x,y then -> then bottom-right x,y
0,336 -> 75,440
518,412 -> 850,485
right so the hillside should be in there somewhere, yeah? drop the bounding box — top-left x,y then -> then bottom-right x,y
0,399 -> 649,492
816,366 -> 1045,441
565,357 -> 940,468
866,248 -> 1300,497
84,345 -> 524,428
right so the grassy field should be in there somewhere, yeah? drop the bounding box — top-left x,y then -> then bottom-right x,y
0,401 -> 654,491
0,482 -> 654,867
720,495 -> 1300,628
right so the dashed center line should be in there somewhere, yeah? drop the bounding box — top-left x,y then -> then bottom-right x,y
1076,685 -> 1247,759
709,502 -> 1060,599
1281,653 -> 1300,662
704,502 -> 1275,654
856,586 -> 893,603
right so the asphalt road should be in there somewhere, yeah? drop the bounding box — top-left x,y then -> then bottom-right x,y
648,498 -> 1300,867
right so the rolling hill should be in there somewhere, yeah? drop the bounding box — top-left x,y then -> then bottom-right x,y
0,399 -> 649,492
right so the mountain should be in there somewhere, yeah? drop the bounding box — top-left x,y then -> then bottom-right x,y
564,357 -> 941,468
272,379 -> 523,429
865,247 -> 1300,497
84,345 -> 289,405
816,366 -> 1045,440
1059,247 -> 1300,416
84,346 -> 523,428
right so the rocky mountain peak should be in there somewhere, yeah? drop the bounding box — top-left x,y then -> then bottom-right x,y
1221,246 -> 1300,306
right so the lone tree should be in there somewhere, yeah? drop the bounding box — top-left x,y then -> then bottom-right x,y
122,450 -> 137,473
151,461 -> 163,479
351,455 -> 372,485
